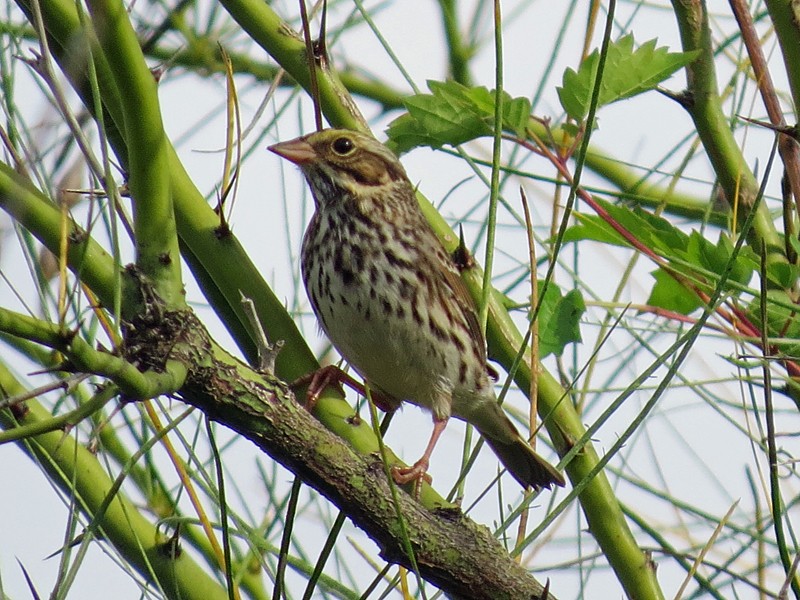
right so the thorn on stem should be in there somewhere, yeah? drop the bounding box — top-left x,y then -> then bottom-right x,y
452,224 -> 474,270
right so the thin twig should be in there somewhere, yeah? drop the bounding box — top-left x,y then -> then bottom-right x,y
240,292 -> 283,374
298,0 -> 323,131
758,240 -> 800,596
514,187 -> 537,555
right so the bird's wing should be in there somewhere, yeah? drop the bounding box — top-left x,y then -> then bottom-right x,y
433,245 -> 488,365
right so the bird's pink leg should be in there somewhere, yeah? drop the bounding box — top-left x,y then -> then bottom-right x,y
291,365 -> 396,412
392,417 -> 449,486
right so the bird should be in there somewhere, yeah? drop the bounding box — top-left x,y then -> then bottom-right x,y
269,129 -> 565,490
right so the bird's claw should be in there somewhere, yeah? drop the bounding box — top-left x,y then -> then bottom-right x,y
392,460 -> 433,487
291,365 -> 399,413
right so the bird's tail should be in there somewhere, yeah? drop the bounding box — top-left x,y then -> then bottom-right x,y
484,434 -> 565,489
469,400 -> 565,489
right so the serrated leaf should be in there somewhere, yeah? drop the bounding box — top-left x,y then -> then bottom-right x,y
406,90 -> 491,146
502,95 -> 532,137
711,233 -> 755,286
788,233 -> 800,257
683,231 -> 755,287
560,213 -> 629,246
630,206 -> 689,254
557,33 -> 700,121
745,290 -> 800,359
384,113 -> 437,155
562,198 -> 689,254
386,80 -> 531,153
647,268 -> 703,314
767,262 -> 800,289
536,282 -> 585,357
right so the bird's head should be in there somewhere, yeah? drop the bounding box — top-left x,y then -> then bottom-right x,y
269,129 -> 410,209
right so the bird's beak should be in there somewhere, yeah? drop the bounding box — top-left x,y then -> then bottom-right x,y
268,137 -> 317,165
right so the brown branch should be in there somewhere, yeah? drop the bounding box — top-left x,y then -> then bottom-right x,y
729,0 -> 800,254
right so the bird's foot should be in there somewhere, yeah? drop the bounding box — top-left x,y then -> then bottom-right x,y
391,459 -> 433,486
290,365 -> 396,413
390,417 -> 448,495
290,364 -> 346,412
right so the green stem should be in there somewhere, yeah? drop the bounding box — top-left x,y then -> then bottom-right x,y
0,306 -> 187,397
479,0 -> 503,332
87,0 -> 184,307
218,0 -> 366,132
758,243 -> 800,597
671,0 -> 784,261
0,365 -> 230,600
0,384 -> 115,444
437,0 -> 473,85
0,163 -> 116,301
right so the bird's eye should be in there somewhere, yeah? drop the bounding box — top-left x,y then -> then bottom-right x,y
332,136 -> 355,156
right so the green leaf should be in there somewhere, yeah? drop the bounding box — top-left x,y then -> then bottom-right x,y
712,234 -> 755,286
745,290 -> 800,360
787,232 -> 800,257
383,114 -> 437,155
536,282 -> 585,357
680,231 -> 755,288
560,212 -> 629,247
559,198 -> 759,315
386,80 -> 531,153
647,268 -> 703,314
500,94 -> 532,137
560,198 -> 688,254
557,34 -> 700,121
767,262 -> 800,289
